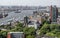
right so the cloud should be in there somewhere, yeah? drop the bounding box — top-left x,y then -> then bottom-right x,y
0,0 -> 60,7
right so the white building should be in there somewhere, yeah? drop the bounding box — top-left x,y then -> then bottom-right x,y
57,16 -> 60,24
28,20 -> 40,29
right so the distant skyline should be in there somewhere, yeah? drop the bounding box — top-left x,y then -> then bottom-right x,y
0,0 -> 60,7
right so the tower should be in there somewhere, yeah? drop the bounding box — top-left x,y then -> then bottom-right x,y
24,16 -> 28,26
50,5 -> 58,23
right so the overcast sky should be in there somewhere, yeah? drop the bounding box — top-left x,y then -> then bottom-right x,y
0,0 -> 60,7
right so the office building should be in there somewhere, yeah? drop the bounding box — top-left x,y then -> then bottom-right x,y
50,6 -> 58,23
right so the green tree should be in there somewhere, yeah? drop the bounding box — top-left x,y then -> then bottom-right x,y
46,32 -> 56,37
26,35 -> 35,38
0,30 -> 8,38
39,23 -> 50,35
23,27 -> 35,35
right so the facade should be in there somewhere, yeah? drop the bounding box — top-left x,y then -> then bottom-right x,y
50,6 -> 58,22
28,15 -> 43,29
28,20 -> 40,29
57,16 -> 60,24
0,13 -> 8,18
24,16 -> 28,26
7,32 -> 25,38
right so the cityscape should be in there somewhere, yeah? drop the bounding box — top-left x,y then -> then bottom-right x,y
0,5 -> 60,38
0,0 -> 60,38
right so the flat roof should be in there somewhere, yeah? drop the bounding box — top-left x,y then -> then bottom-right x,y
8,32 -> 24,34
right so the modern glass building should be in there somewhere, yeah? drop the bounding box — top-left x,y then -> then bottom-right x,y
50,6 -> 58,22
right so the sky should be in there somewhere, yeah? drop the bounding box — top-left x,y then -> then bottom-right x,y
0,0 -> 60,7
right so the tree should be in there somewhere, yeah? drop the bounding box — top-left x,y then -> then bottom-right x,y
0,30 -> 8,38
23,27 -> 35,35
46,32 -> 56,37
26,35 -> 35,38
39,23 -> 60,37
16,23 -> 23,27
39,23 -> 50,35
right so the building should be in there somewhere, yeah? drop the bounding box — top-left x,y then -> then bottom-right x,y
28,20 -> 40,29
27,10 -> 48,29
7,32 -> 25,38
24,16 -> 28,26
50,6 -> 58,23
0,13 -> 8,18
57,16 -> 60,24
28,15 -> 44,29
